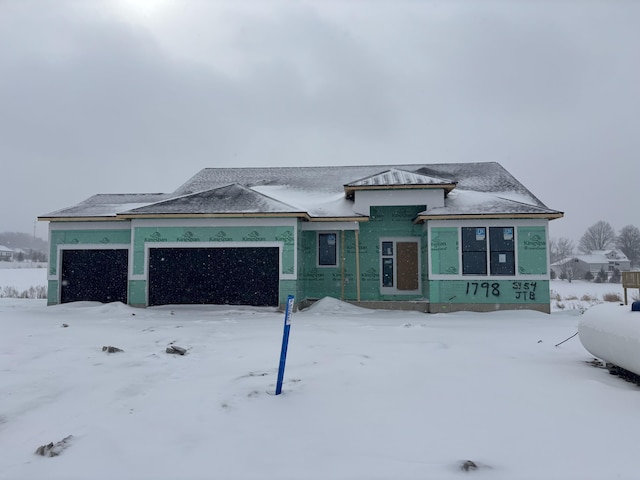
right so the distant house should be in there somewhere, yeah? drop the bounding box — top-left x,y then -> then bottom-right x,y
0,245 -> 13,261
11,248 -> 26,260
551,250 -> 630,280
38,162 -> 563,313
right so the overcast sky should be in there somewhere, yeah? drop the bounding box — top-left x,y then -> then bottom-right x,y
1,0 -> 638,242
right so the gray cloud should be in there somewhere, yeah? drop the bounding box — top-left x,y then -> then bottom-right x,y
1,1 -> 638,241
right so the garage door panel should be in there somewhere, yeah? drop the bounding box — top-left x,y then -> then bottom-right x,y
61,249 -> 128,304
148,247 -> 279,307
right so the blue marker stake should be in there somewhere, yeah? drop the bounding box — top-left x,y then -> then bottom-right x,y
275,295 -> 295,395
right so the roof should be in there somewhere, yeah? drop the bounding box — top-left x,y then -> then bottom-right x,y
343,168 -> 457,199
38,162 -> 563,222
39,193 -> 172,220
345,168 -> 453,187
120,184 -> 307,218
173,162 -> 540,198
552,250 -> 630,267
0,245 -> 13,253
416,190 -> 562,220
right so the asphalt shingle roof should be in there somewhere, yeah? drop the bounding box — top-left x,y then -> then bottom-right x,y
123,184 -> 305,215
39,162 -> 562,221
40,193 -> 172,219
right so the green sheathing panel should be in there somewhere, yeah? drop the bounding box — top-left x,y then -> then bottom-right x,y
299,205 -> 427,302
430,227 -> 459,275
427,222 -> 551,310
47,280 -> 59,305
279,280 -> 297,306
420,227 -> 429,298
49,228 -> 131,276
299,230 -> 358,301
360,206 -> 425,300
517,226 -> 548,275
428,279 -> 550,306
128,280 -> 146,307
300,230 -> 357,300
296,224 -> 307,302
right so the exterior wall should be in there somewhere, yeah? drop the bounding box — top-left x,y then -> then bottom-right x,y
427,219 -> 551,313
298,205 -> 426,303
360,206 -> 426,300
130,218 -> 297,307
44,213 -> 553,312
353,189 -> 443,215
299,229 -> 358,301
46,218 -> 299,307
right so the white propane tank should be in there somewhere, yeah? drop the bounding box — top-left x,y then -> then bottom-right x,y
578,303 -> 640,375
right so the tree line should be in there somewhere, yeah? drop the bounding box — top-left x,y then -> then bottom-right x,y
550,221 -> 640,281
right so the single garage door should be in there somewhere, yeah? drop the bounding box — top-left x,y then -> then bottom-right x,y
60,249 -> 129,304
148,247 -> 279,307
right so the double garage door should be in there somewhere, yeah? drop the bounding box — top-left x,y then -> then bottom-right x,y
60,247 -> 279,307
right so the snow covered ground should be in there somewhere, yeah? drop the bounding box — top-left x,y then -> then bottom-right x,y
1,269 -> 639,479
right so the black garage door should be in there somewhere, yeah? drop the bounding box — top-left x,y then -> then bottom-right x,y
148,247 -> 279,307
60,249 -> 128,304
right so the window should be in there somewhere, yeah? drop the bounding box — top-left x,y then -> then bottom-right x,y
381,241 -> 394,287
489,227 -> 515,275
318,232 -> 338,266
462,226 -> 515,276
462,227 -> 487,275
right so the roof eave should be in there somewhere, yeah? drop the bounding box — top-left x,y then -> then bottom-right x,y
38,216 -> 126,222
344,183 -> 457,200
414,212 -> 564,223
115,212 -> 311,220
306,216 -> 369,222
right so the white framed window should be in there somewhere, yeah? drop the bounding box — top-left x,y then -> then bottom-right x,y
317,232 -> 338,267
461,226 -> 515,276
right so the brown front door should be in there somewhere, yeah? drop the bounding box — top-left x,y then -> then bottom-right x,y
397,242 -> 419,291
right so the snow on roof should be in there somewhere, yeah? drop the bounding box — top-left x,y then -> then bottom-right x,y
173,162 -> 539,199
251,185 -> 365,219
39,194 -> 172,219
552,250 -> 630,266
590,250 -> 629,260
418,190 -> 561,217
39,163 -> 563,221
123,184 -> 306,216
0,245 -> 13,253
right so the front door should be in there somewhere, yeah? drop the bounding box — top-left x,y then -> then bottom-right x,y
380,239 -> 420,294
397,242 -> 419,290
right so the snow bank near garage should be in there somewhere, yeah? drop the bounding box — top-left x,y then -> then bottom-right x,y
579,302 -> 640,374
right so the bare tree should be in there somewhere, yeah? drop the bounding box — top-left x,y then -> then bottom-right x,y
578,221 -> 616,253
549,237 -> 575,264
559,261 -> 574,283
616,225 -> 640,268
